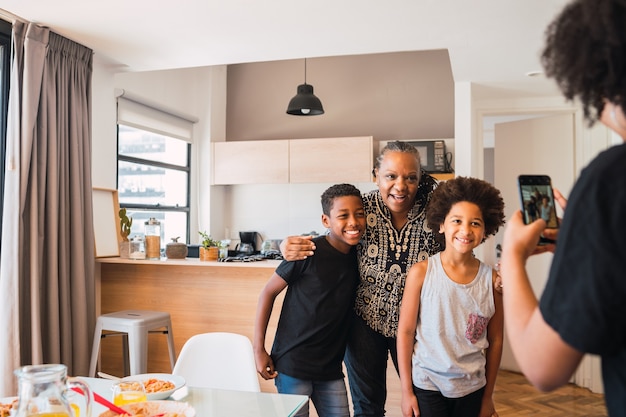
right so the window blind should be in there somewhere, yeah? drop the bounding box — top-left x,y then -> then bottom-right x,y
115,89 -> 198,143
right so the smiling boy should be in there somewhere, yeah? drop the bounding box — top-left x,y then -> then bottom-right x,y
253,183 -> 366,417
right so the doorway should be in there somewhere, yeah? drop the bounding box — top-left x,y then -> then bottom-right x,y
481,110 -> 605,394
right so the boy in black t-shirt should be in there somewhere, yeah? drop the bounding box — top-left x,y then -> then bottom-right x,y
253,183 -> 366,417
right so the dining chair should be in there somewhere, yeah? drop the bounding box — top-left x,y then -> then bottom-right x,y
172,332 -> 261,392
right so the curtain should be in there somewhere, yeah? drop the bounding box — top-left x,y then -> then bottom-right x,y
0,21 -> 95,396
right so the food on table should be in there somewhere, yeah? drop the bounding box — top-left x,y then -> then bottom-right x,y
142,378 -> 176,393
0,398 -> 17,417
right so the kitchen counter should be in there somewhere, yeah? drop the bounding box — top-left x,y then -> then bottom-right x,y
95,257 -> 284,392
97,256 -> 282,268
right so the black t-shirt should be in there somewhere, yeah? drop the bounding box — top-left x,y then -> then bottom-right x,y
540,142 -> 626,416
271,235 -> 359,380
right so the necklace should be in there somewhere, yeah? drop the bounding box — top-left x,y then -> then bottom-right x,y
389,223 -> 412,260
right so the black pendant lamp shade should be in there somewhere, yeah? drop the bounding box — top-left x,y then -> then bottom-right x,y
286,59 -> 324,116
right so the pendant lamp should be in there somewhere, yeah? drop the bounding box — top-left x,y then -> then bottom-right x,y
286,58 -> 324,116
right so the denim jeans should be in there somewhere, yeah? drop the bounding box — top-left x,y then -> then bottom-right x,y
275,373 -> 350,417
344,314 -> 398,417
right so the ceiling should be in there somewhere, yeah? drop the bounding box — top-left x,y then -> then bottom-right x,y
0,0 -> 569,99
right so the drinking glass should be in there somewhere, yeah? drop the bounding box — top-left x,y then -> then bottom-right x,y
112,381 -> 147,406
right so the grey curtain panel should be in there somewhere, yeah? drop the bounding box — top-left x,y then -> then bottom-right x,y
0,21 -> 95,396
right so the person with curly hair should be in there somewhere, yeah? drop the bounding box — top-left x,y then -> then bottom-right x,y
280,141 -> 443,416
500,0 -> 626,415
397,177 -> 505,417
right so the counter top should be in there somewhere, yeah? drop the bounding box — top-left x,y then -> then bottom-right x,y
96,256 -> 282,268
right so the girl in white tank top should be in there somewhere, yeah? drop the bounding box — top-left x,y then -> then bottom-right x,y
397,177 -> 505,417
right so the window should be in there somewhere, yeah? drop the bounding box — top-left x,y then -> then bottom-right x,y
116,95 -> 194,250
0,19 -> 11,245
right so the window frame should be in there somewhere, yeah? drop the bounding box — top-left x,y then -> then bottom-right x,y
116,125 -> 192,244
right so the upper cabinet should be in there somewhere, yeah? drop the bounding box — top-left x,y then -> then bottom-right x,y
289,136 -> 374,183
213,140 -> 289,185
213,136 -> 374,185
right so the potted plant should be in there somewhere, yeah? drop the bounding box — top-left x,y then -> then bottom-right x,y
118,208 -> 133,258
198,231 -> 220,261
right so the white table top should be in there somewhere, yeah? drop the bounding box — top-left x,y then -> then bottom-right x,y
79,377 -> 308,417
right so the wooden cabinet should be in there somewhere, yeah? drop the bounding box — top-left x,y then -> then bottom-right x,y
212,140 -> 289,184
289,136 -> 374,183
213,136 -> 374,184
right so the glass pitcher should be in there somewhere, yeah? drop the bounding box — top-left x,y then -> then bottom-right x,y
14,364 -> 92,417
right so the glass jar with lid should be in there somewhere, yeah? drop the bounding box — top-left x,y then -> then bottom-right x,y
144,218 -> 161,260
129,234 -> 146,259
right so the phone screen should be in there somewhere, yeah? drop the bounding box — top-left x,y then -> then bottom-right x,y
517,175 -> 559,229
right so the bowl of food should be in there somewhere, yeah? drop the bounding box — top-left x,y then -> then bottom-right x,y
120,373 -> 186,401
0,396 -> 18,417
99,400 -> 195,417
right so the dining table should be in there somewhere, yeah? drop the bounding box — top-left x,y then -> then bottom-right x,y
79,377 -> 308,417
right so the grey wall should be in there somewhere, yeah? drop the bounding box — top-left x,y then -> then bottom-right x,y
226,50 -> 454,141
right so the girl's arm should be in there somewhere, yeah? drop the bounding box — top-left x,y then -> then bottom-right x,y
479,269 -> 504,417
253,273 -> 288,380
397,260 -> 427,417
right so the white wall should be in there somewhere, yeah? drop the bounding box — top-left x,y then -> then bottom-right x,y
91,58 -> 118,190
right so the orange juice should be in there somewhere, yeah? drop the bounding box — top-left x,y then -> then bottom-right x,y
28,413 -> 72,417
113,391 -> 147,406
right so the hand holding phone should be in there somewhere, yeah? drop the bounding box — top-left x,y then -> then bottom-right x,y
517,175 -> 559,244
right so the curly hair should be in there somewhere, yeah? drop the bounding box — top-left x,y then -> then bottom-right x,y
426,177 -> 505,246
541,0 -> 626,125
321,183 -> 362,215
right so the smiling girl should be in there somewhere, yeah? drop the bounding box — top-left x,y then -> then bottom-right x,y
397,177 -> 505,417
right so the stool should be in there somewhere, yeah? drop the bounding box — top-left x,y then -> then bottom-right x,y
89,310 -> 176,377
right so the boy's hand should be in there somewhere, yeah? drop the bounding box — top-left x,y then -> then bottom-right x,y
255,350 -> 278,380
280,235 -> 316,261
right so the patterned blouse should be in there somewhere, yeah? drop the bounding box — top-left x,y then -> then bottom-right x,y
354,173 -> 442,338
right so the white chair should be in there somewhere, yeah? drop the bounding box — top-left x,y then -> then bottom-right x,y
172,332 -> 261,392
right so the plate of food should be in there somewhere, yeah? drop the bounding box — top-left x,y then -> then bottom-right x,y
120,373 -> 186,401
0,397 -> 18,417
99,400 -> 195,417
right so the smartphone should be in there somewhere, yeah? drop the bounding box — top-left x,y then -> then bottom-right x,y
517,175 -> 558,244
